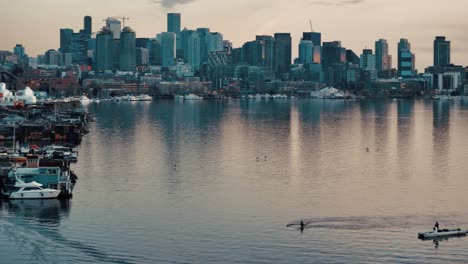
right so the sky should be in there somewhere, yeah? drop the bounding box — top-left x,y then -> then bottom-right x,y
1,0 -> 467,71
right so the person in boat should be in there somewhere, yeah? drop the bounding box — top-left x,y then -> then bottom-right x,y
434,221 -> 439,233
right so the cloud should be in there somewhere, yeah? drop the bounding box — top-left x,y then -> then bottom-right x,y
152,0 -> 197,9
308,0 -> 366,6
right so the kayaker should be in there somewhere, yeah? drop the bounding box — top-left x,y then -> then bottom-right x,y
434,221 -> 439,233
300,221 -> 305,233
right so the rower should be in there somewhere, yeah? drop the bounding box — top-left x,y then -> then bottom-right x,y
434,221 -> 439,233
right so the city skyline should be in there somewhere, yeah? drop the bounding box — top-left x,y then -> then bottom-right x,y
1,0 -> 467,70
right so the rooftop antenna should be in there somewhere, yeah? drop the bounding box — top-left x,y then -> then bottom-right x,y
309,19 -> 314,32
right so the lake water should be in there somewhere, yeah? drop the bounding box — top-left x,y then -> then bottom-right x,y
2,99 -> 468,263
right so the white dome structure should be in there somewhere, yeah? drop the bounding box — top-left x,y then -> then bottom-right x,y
16,86 -> 37,104
0,83 -> 11,98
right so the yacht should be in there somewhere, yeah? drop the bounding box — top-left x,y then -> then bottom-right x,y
7,181 -> 61,199
184,94 -> 203,100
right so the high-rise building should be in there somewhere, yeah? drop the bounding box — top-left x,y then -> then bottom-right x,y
274,33 -> 292,75
136,48 -> 150,65
119,27 -> 136,71
302,32 -> 321,46
346,49 -> 360,65
149,39 -> 162,65
434,36 -> 450,67
45,49 -> 62,66
60,29 -> 74,53
167,13 -> 181,34
208,32 -> 224,53
398,38 -> 415,78
196,28 -> 210,64
84,16 -> 92,36
360,49 -> 375,69
299,40 -> 314,65
106,18 -> 122,39
187,32 -> 201,72
71,31 -> 89,65
375,39 -> 391,72
95,27 -> 114,71
322,41 -> 346,67
157,32 -> 176,67
261,36 -> 275,70
13,44 -> 25,62
136,38 -> 150,49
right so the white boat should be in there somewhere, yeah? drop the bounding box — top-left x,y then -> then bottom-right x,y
8,181 -> 61,199
418,229 -> 467,239
184,94 -> 203,100
80,95 -> 92,104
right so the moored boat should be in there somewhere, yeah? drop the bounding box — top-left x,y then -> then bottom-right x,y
6,180 -> 61,199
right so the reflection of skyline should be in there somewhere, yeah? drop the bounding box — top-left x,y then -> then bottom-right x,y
432,100 -> 451,181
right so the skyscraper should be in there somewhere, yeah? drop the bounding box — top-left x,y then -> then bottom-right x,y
84,16 -> 92,36
208,32 -> 223,53
167,13 -> 181,34
60,29 -> 74,53
274,33 -> 292,75
299,40 -> 314,65
302,32 -> 321,46
322,41 -> 346,67
95,27 -> 114,71
136,47 -> 150,65
375,39 -> 391,72
434,36 -> 450,67
187,32 -> 201,72
71,31 -> 88,65
157,32 -> 176,67
360,49 -> 375,69
398,38 -> 415,78
119,27 -> 136,71
261,36 -> 275,70
196,28 -> 210,64
106,18 -> 122,39
13,44 -> 25,63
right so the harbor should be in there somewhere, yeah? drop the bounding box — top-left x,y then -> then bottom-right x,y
0,88 -> 93,200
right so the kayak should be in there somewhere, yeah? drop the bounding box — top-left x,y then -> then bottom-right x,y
418,229 -> 468,239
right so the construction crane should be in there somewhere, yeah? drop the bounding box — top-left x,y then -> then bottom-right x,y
103,16 -> 130,27
309,19 -> 314,32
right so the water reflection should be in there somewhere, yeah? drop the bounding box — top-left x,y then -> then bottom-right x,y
2,199 -> 70,225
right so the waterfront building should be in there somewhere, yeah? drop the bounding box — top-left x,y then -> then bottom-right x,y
95,27 -> 114,72
274,33 -> 292,76
60,29 -> 74,53
84,16 -> 92,36
434,36 -> 450,67
63,53 -> 73,66
242,40 -> 263,67
398,38 -> 416,78
299,40 -> 314,65
119,27 -> 136,71
157,32 -> 176,67
106,18 -> 122,39
375,39 -> 391,72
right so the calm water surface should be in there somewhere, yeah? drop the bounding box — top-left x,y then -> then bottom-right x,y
2,99 -> 468,263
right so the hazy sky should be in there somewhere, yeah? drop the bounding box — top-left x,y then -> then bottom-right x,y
1,0 -> 467,70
